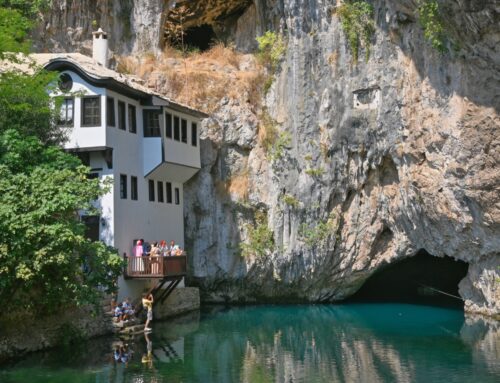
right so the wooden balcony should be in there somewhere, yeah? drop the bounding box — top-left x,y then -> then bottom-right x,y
124,255 -> 187,279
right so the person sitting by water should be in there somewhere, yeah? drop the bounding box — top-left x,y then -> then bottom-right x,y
122,297 -> 135,317
114,303 -> 124,322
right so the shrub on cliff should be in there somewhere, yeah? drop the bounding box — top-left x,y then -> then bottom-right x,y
337,0 -> 375,63
256,31 -> 286,72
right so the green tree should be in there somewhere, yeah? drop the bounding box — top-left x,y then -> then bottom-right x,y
0,130 -> 123,312
0,70 -> 66,144
0,0 -> 122,313
0,7 -> 31,55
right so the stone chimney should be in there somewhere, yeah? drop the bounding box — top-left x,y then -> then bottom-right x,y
92,28 -> 108,67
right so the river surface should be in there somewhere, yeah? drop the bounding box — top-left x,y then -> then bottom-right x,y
1,304 -> 499,383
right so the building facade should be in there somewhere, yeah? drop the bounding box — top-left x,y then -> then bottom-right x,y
29,31 -> 206,299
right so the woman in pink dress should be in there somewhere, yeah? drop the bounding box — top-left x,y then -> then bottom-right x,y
134,239 -> 144,272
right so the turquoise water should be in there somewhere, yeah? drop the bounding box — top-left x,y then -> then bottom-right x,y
1,304 -> 499,383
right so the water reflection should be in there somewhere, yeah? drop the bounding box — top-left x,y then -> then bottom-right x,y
1,305 -> 499,383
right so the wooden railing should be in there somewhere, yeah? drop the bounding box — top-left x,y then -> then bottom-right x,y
124,255 -> 187,279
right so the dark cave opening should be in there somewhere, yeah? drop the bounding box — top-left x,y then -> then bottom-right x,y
346,249 -> 468,308
183,24 -> 217,51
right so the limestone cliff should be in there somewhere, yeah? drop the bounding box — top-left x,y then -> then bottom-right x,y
36,0 -> 500,317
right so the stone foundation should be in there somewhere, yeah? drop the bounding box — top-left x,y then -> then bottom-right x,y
154,287 -> 200,320
0,287 -> 200,362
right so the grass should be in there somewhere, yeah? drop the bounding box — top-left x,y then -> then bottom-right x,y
228,169 -> 250,201
115,42 -> 266,113
282,194 -> 299,208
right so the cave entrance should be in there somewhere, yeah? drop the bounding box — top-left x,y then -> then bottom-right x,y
346,249 -> 468,308
183,24 -> 217,51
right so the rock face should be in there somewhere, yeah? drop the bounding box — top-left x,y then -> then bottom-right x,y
33,0 -> 164,55
36,0 -> 500,316
183,0 -> 500,317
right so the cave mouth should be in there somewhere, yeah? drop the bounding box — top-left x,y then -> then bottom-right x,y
346,249 -> 468,309
183,24 -> 217,51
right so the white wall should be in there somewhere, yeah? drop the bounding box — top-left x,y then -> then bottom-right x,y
51,72 -> 201,301
57,70 -> 107,150
164,108 -> 201,169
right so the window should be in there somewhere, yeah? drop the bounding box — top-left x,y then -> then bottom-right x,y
118,101 -> 126,130
59,73 -> 73,92
157,181 -> 164,203
144,110 -> 161,137
166,182 -> 172,203
120,174 -> 127,199
82,96 -> 101,127
148,180 -> 155,201
128,105 -> 137,133
165,112 -> 172,138
181,119 -> 188,143
106,97 -> 115,127
191,122 -> 198,146
58,98 -> 74,126
131,176 -> 138,200
173,116 -> 180,141
175,187 -> 180,205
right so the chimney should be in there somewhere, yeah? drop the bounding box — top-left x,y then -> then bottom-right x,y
92,28 -> 108,67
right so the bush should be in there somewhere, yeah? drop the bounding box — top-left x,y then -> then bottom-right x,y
282,194 -> 299,208
240,211 -> 274,258
417,0 -> 447,53
299,213 -> 337,247
337,1 -> 375,63
256,31 -> 286,72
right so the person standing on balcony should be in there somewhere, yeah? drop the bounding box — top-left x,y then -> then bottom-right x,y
134,239 -> 144,272
150,242 -> 160,274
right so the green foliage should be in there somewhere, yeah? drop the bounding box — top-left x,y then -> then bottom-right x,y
417,0 -> 447,53
337,1 -> 375,63
305,167 -> 325,177
0,130 -> 123,313
0,132 -> 122,312
269,131 -> 292,162
240,211 -> 274,258
282,194 -> 299,209
0,0 -> 51,56
256,31 -> 286,72
0,70 -> 66,145
0,7 -> 31,55
0,0 -> 51,18
299,213 -> 337,247
259,110 -> 291,162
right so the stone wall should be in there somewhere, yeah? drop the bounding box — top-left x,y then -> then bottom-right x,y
0,305 -> 113,363
0,288 -> 200,362
154,287 -> 201,320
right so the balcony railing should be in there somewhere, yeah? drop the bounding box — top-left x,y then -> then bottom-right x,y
124,255 -> 187,279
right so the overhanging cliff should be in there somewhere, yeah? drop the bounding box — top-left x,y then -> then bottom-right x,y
35,0 -> 500,317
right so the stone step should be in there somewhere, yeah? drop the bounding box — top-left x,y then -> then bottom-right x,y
119,324 -> 144,335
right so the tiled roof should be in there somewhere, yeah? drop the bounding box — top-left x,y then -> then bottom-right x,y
1,53 -> 208,118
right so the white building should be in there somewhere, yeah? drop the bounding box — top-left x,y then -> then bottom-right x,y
28,30 -> 207,300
